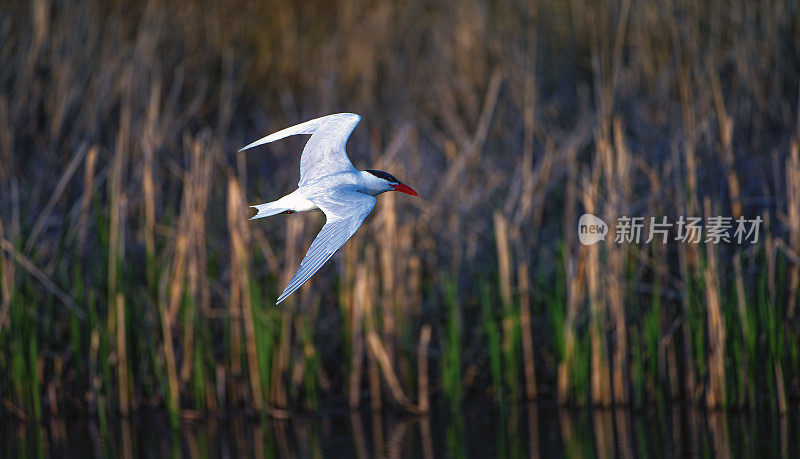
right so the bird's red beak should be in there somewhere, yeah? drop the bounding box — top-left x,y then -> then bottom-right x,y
392,183 -> 418,196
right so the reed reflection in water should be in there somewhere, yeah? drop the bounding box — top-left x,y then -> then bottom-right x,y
4,403 -> 798,458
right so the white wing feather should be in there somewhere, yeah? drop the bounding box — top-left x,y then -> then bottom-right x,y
238,116 -> 326,152
275,190 -> 376,304
238,113 -> 361,186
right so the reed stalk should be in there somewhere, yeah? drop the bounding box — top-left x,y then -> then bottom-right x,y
157,271 -> 180,429
298,314 -> 318,410
416,324 -> 432,413
142,105 -> 158,297
227,177 -> 264,412
366,332 -> 412,409
607,119 -> 630,405
115,293 -> 129,416
380,169 -> 398,358
702,197 -> 726,408
493,211 -> 521,401
348,265 -> 366,409
362,246 -> 382,410
271,217 -> 303,410
518,261 -> 537,400
785,142 -> 800,318
582,175 -> 611,407
77,146 -> 98,256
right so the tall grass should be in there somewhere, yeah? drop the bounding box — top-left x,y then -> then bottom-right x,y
0,0 -> 798,423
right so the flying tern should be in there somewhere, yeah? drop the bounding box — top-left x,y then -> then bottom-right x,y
239,113 -> 418,304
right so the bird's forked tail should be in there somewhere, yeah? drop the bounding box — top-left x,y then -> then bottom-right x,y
249,201 -> 293,220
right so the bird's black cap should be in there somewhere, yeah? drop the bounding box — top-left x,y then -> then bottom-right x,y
365,169 -> 400,184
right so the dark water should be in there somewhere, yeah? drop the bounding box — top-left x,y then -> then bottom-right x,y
3,402 -> 798,458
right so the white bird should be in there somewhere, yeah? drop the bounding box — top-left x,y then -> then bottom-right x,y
239,113 -> 418,304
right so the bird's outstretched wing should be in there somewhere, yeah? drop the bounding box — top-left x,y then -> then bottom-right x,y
238,113 -> 361,186
275,190 -> 376,304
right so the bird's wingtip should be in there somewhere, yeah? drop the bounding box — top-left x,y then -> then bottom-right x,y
275,285 -> 295,304
238,141 -> 260,152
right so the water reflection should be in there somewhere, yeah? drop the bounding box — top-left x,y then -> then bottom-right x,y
2,403 -> 798,457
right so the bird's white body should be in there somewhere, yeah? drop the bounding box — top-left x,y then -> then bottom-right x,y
239,113 -> 416,304
251,169 -> 397,217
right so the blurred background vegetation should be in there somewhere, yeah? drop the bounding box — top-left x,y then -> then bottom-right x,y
1,0 -> 799,433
